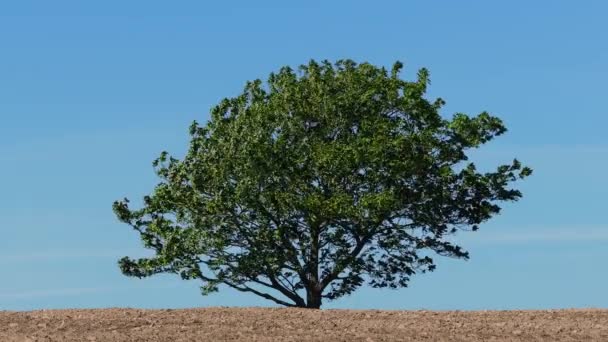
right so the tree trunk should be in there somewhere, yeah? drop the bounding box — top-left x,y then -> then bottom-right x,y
306,287 -> 322,309
305,220 -> 322,309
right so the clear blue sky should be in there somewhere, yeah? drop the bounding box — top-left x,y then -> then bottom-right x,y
1,0 -> 607,311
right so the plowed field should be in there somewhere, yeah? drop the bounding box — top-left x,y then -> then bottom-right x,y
1,307 -> 607,341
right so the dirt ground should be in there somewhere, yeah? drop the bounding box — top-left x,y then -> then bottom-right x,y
1,307 -> 607,342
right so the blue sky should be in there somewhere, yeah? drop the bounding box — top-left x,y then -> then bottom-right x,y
1,0 -> 607,311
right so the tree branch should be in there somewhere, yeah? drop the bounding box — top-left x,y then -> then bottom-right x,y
222,280 -> 299,307
319,234 -> 372,290
267,275 -> 306,307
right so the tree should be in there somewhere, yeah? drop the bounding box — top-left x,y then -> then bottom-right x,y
113,59 -> 532,309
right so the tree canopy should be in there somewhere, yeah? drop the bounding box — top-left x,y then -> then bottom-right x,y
113,59 -> 532,309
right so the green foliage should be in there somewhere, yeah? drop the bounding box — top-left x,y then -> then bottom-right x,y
113,59 -> 532,308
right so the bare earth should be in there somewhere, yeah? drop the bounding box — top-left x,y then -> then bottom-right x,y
1,307 -> 607,341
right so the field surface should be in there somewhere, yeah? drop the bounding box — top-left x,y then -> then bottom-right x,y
1,307 -> 607,341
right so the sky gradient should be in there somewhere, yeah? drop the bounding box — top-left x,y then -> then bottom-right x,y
1,0 -> 607,311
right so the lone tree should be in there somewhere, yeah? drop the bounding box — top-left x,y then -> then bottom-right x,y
113,60 -> 531,309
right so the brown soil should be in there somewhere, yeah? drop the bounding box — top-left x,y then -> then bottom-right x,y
1,307 -> 607,341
